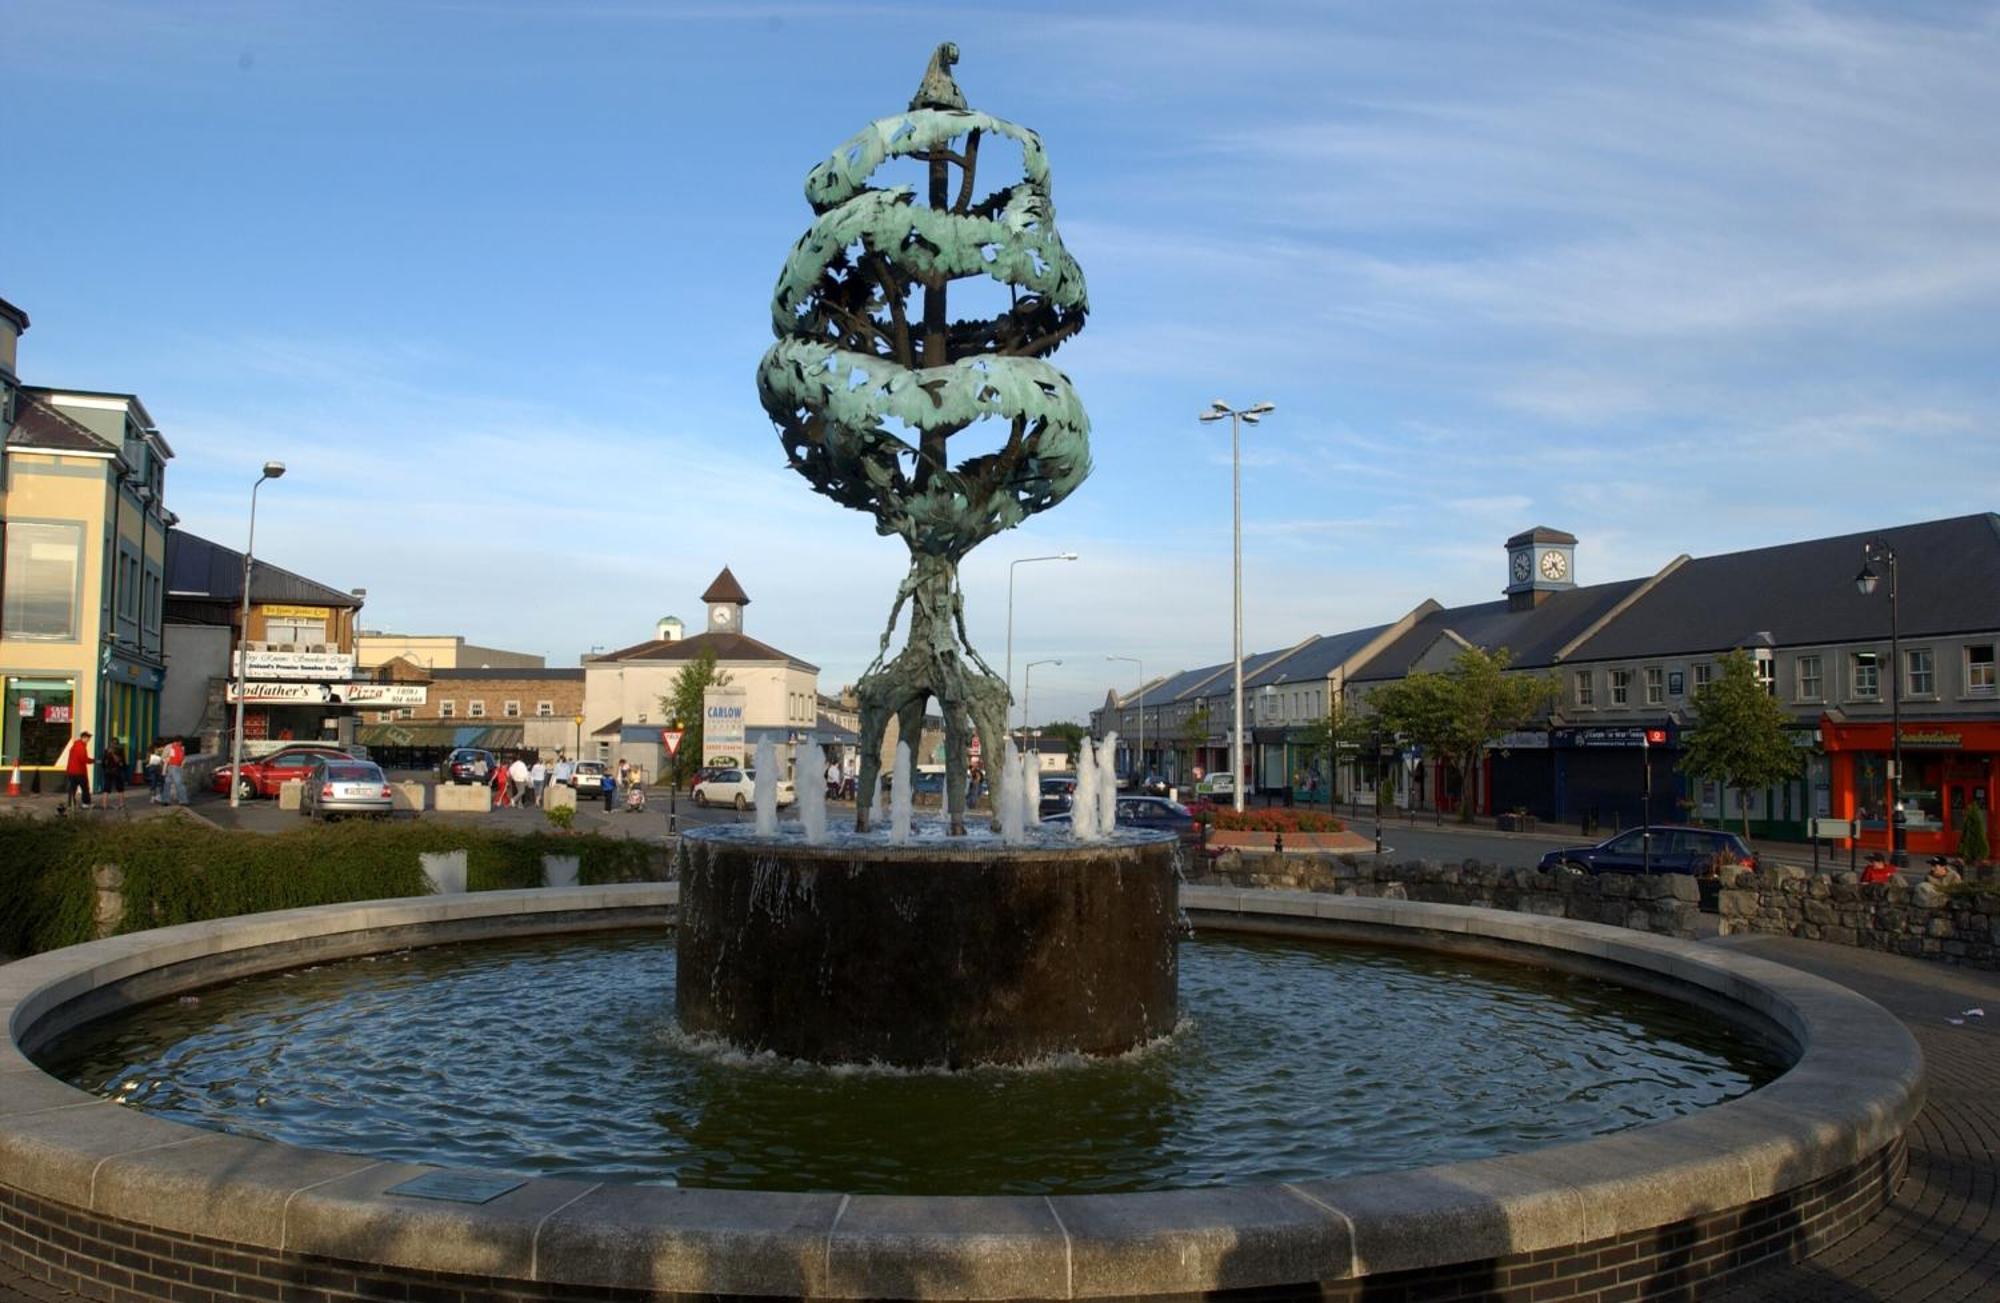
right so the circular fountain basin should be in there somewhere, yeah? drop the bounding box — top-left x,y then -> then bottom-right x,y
676,825 -> 1179,1066
0,885 -> 1922,1301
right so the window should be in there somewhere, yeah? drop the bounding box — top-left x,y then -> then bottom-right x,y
1610,669 -> 1631,705
1693,663 -> 1713,692
396,708 -> 414,720
1907,648 -> 1935,697
1644,666 -> 1664,706
440,700 -> 456,719
469,700 -> 486,719
1852,652 -> 1880,699
2,521 -> 85,639
536,700 -> 553,717
1797,655 -> 1823,701
3,676 -> 77,766
1969,645 -> 1996,697
503,700 -> 521,718
1574,671 -> 1595,707
263,617 -> 327,644
1753,656 -> 1775,695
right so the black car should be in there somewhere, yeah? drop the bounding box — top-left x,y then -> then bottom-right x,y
439,748 -> 497,785
1044,796 -> 1200,847
1038,774 -> 1077,816
1539,825 -> 1758,876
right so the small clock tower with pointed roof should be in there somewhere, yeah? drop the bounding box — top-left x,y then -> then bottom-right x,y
1504,526 -> 1578,611
702,566 -> 751,635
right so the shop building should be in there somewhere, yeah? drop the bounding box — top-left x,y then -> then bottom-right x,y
1,300 -> 174,787
355,662 -> 579,765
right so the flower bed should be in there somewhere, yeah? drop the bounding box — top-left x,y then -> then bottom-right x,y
1202,807 -> 1346,834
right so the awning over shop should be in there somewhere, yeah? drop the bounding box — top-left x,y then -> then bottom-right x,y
355,723 -> 525,750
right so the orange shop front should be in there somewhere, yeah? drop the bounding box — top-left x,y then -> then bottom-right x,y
1822,719 -> 1998,857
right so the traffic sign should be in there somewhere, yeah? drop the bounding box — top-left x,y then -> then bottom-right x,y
661,729 -> 685,757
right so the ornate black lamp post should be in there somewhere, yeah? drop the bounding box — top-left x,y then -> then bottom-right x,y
1855,541 -> 1905,866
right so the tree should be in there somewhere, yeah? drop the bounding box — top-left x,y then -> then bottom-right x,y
1959,802 -> 1989,866
1040,721 -> 1087,765
1678,650 -> 1804,840
1369,646 -> 1559,822
1291,695 -> 1369,812
1178,703 -> 1212,783
657,649 -> 731,787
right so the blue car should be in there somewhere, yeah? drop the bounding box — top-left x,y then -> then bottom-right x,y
1539,825 -> 1757,876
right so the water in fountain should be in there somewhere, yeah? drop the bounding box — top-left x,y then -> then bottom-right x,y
795,740 -> 828,844
753,737 -> 779,836
1072,738 -> 1100,840
1022,748 -> 1041,828
997,740 -> 1025,843
889,740 -> 913,843
1097,731 -> 1119,833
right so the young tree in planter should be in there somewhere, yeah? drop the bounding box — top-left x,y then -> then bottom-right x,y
1959,801 -> 1990,866
1370,647 -> 1559,823
1179,703 -> 1212,784
1293,695 -> 1368,813
1679,649 -> 1803,841
657,649 -> 731,788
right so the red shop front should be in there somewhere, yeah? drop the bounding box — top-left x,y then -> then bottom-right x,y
1822,719 -> 1999,857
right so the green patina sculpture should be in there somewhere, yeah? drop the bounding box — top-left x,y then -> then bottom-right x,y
757,43 -> 1091,834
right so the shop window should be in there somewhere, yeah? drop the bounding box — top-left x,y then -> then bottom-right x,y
1904,756 -> 1944,831
1906,648 -> 1935,698
1574,671 -> 1594,707
469,700 -> 486,719
1851,652 -> 1880,700
2,521 -> 84,640
537,701 -> 554,717
1968,644 -> 1996,697
1610,669 -> 1631,706
1854,754 -> 1887,830
440,700 -> 457,719
503,700 -> 521,718
2,677 -> 77,766
1796,655 -> 1823,702
1644,666 -> 1664,706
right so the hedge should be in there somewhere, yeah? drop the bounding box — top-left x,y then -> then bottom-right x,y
0,814 -> 665,957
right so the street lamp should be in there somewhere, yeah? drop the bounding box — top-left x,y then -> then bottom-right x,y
1199,399 -> 1274,812
1022,658 -> 1061,754
1855,541 -> 1906,867
227,462 -> 286,809
1106,655 -> 1144,782
1007,552 -> 1078,739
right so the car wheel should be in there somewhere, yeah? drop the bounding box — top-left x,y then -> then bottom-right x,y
734,793 -> 748,812
694,791 -> 708,808
1550,859 -> 1588,877
237,778 -> 256,800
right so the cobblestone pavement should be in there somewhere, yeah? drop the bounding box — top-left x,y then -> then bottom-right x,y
5,933 -> 1995,1301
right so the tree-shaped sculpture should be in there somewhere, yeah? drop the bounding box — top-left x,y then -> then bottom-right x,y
757,44 -> 1091,834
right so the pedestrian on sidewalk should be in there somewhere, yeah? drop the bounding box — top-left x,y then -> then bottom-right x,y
601,768 -> 616,813
163,737 -> 188,806
509,756 -> 531,809
99,737 -> 129,810
60,731 -> 93,811
529,758 -> 547,807
144,741 -> 163,799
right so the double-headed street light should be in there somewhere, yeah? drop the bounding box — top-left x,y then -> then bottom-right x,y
1106,655 -> 1144,781
1007,552 -> 1077,737
1855,540 -> 1905,867
1199,399 -> 1274,812
228,461 -> 288,809
1022,658 -> 1062,753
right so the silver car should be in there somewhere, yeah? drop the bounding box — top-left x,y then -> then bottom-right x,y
301,757 -> 395,820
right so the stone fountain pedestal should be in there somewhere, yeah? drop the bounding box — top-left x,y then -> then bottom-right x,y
675,828 -> 1181,1068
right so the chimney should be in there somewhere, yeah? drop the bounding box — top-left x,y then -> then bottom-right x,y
657,616 -> 684,643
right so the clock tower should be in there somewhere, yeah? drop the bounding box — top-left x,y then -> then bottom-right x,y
701,566 -> 751,634
1504,527 -> 1578,611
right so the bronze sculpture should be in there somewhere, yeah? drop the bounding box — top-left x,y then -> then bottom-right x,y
757,44 -> 1092,834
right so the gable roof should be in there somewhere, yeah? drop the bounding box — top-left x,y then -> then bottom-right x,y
1566,513 -> 2000,661
590,629 -> 817,672
1247,623 -> 1393,688
165,529 -> 364,609
1348,579 -> 1647,683
701,567 -> 751,606
5,391 -> 116,456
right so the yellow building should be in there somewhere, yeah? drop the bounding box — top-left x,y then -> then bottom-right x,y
1,297 -> 174,783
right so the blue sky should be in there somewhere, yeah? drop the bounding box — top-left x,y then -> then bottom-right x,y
4,1 -> 1992,724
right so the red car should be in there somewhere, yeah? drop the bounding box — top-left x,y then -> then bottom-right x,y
211,745 -> 354,799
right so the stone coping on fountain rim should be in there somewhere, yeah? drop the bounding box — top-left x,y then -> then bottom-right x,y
0,885 -> 1923,1302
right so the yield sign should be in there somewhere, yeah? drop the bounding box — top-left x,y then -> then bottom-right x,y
661,729 -> 686,757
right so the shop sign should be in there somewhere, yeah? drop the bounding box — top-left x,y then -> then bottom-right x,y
234,649 -> 356,680
16,696 -> 33,717
261,604 -> 332,621
1489,731 -> 1550,751
703,688 -> 747,767
228,682 -> 331,704
338,684 -> 427,706
1556,727 -> 1648,748
1899,729 -> 1962,748
44,704 -> 71,724
225,682 -> 427,706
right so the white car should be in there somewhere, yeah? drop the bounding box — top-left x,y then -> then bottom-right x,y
692,767 -> 797,810
568,760 -> 609,794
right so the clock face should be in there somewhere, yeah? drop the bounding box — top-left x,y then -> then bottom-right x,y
1539,550 -> 1569,581
712,605 -> 733,626
1511,551 -> 1532,583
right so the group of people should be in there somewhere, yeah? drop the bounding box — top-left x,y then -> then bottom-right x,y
480,754 -> 552,809
1859,852 -> 1972,886
53,733 -> 191,812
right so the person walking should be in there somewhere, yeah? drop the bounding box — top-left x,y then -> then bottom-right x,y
826,757 -> 842,802
509,756 -> 531,809
491,759 -> 510,809
529,758 -> 547,807
163,737 -> 188,806
99,737 -> 129,810
61,730 -> 94,810
554,754 -> 573,791
145,740 -> 163,800
601,767 -> 617,813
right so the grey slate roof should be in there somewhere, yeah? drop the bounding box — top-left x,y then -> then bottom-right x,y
5,392 -> 115,455
1568,513 -> 2000,660
592,630 -> 818,673
165,529 -> 363,609
1247,623 -> 1392,688
1348,580 -> 1646,682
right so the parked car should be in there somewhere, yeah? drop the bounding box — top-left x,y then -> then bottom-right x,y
301,757 -> 395,820
1538,826 -> 1758,877
692,767 -> 797,810
211,744 -> 352,799
439,748 -> 497,785
1044,796 -> 1201,847
569,760 -> 610,794
1038,774 -> 1077,816
1194,772 -> 1236,798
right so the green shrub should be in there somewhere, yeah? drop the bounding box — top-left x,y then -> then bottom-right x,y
544,805 -> 575,832
1959,804 -> 1989,866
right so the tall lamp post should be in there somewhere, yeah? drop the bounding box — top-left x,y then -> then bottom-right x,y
1022,658 -> 1061,754
1199,399 -> 1274,812
1006,552 -> 1078,740
1855,541 -> 1905,866
1106,655 -> 1144,781
227,462 -> 287,809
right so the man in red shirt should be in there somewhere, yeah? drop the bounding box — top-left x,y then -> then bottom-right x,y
61,730 -> 93,810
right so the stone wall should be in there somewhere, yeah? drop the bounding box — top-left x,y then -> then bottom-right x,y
1717,864 -> 2000,969
1197,854 -> 1700,938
